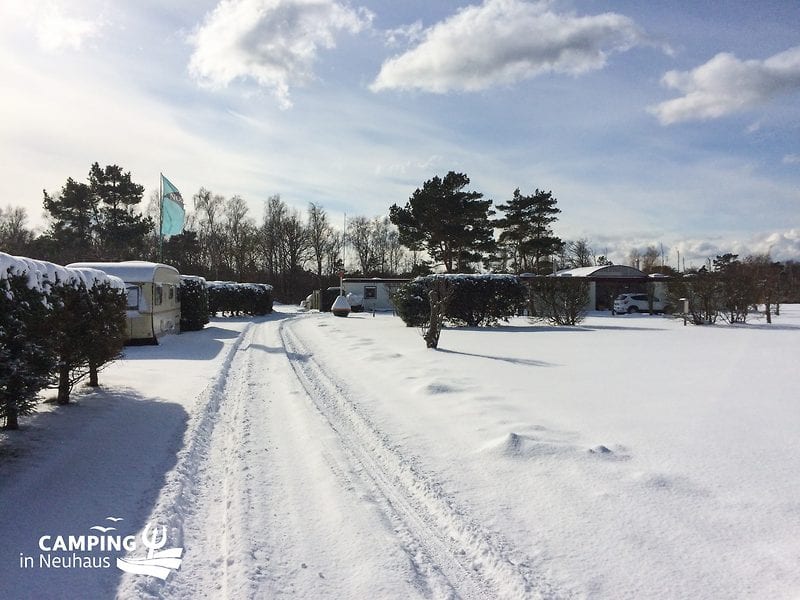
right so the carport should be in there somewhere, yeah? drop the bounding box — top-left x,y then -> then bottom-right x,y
533,265 -> 669,311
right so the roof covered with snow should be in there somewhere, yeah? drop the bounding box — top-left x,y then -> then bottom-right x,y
550,265 -> 649,279
67,261 -> 179,283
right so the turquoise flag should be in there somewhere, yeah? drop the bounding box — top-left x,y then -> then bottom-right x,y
160,174 -> 185,236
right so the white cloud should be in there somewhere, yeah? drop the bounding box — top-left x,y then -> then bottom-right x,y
650,46 -> 800,125
188,0 -> 372,109
384,20 -> 424,47
1,0 -> 104,52
370,0 -> 644,93
37,5 -> 102,52
783,154 -> 800,165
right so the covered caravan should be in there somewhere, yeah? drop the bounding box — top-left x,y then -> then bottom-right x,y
522,265 -> 669,311
341,278 -> 411,312
68,261 -> 181,343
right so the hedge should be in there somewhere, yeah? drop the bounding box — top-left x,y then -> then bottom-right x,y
393,274 -> 525,327
0,253 -> 126,429
206,281 -> 274,317
180,275 -> 210,331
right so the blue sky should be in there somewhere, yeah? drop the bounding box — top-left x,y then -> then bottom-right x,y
1,0 -> 798,266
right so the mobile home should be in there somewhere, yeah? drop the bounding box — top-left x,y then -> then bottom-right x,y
341,278 -> 411,312
68,261 -> 181,343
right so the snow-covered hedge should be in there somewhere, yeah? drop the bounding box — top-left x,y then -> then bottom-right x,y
180,275 -> 210,331
207,281 -> 273,317
394,274 -> 525,328
0,253 -> 126,429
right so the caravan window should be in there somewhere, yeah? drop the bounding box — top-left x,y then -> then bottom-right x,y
168,285 -> 175,301
154,285 -> 163,306
125,286 -> 140,310
364,286 -> 378,299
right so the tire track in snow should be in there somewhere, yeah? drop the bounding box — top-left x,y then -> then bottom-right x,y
116,322 -> 255,600
280,318 -> 570,600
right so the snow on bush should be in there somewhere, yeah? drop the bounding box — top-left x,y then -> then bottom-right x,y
0,252 -> 127,428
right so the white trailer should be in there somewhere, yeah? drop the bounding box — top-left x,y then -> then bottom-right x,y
68,261 -> 181,343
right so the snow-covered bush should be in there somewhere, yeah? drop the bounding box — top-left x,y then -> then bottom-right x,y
392,279 -> 429,327
45,266 -> 126,404
394,274 -> 525,328
207,281 -> 273,317
526,277 -> 589,326
0,253 -> 126,423
0,257 -> 57,429
180,275 -> 210,331
83,277 -> 127,388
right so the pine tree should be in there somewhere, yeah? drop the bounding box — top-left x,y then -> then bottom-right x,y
89,163 -> 153,260
496,188 -> 563,274
42,178 -> 99,263
390,172 -> 495,272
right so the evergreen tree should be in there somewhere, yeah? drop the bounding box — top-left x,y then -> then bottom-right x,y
0,268 -> 57,430
496,188 -> 563,274
390,172 -> 495,272
89,163 -> 152,260
42,178 -> 99,263
49,278 -> 95,404
84,280 -> 127,387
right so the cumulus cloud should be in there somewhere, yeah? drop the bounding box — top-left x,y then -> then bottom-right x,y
650,46 -> 800,125
783,153 -> 800,165
188,0 -> 372,108
370,0 -> 644,93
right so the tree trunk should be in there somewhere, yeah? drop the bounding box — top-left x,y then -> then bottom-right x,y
89,361 -> 99,387
765,301 -> 772,324
423,282 -> 452,349
4,405 -> 19,430
57,364 -> 71,405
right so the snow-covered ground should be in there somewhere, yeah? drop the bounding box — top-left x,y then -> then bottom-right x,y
1,306 -> 799,599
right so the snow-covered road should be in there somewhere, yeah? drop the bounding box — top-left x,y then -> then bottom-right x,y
121,313 -> 555,599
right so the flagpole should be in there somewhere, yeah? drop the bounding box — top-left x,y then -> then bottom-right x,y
158,173 -> 163,263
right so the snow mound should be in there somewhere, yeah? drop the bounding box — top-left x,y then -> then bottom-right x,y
589,444 -> 613,454
482,432 -> 575,459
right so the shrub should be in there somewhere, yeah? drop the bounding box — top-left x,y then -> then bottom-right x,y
0,254 -> 126,423
207,281 -> 273,317
392,279 -> 429,327
394,274 -> 525,328
0,258 -> 57,429
526,276 -> 589,326
668,271 -> 721,325
180,275 -> 210,331
83,277 -> 127,387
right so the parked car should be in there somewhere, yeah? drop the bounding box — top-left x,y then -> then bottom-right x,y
613,293 -> 670,314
